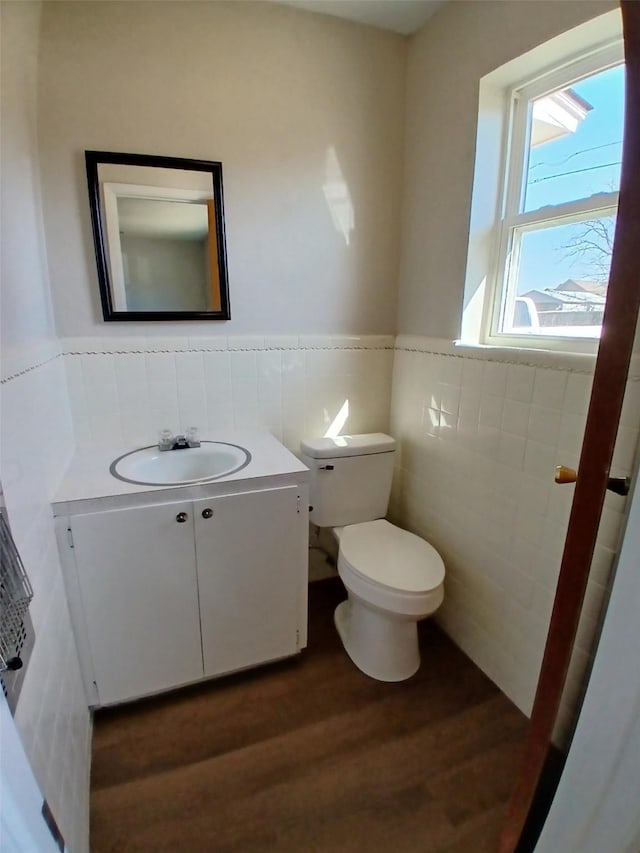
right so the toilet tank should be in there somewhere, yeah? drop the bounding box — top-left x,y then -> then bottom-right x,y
300,433 -> 396,528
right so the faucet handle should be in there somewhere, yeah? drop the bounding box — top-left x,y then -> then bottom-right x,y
186,426 -> 200,447
158,429 -> 174,451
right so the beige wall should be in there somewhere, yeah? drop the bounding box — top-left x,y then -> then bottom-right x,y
38,0 -> 406,338
0,0 -> 55,351
397,0 -> 617,339
0,3 -> 91,851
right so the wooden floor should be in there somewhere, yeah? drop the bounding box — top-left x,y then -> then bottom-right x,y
90,579 -> 528,852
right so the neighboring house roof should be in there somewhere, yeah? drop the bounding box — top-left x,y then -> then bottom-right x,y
553,279 -> 608,296
548,291 -> 606,307
530,88 -> 593,148
522,289 -> 563,307
523,286 -> 606,310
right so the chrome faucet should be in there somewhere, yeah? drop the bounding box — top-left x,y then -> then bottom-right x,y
158,428 -> 201,451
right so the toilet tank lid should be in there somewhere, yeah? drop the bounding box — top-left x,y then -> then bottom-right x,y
300,433 -> 396,459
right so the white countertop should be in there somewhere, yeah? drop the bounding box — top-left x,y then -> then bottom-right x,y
53,431 -> 309,511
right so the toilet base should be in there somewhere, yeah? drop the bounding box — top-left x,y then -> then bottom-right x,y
334,597 -> 421,682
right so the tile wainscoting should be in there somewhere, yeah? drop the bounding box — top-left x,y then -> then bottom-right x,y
61,335 -> 395,453
0,344 -> 91,853
389,336 -> 640,744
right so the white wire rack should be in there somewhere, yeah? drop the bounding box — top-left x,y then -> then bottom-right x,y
0,511 -> 33,672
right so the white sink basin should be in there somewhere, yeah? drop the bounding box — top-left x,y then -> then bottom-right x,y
110,441 -> 251,486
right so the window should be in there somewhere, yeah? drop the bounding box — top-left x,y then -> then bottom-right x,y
487,44 -> 625,347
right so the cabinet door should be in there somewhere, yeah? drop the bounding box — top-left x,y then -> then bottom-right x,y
71,503 -> 203,705
194,487 -> 302,677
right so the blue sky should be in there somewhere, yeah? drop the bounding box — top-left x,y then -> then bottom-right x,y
515,63 -> 625,295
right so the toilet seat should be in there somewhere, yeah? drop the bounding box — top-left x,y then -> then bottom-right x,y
339,520 -> 445,593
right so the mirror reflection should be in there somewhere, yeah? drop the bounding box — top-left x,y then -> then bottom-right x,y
85,152 -> 230,321
114,197 -> 217,312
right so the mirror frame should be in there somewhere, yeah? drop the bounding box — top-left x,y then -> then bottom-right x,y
85,150 -> 231,321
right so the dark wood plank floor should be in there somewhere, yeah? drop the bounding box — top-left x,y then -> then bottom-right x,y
90,579 -> 528,852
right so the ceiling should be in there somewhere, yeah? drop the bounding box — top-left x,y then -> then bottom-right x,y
270,0 -> 445,36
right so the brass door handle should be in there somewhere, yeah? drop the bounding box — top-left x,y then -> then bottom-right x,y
555,465 -> 577,484
555,465 -> 630,496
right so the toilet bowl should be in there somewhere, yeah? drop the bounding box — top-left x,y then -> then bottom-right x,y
300,433 -> 446,682
334,520 -> 445,681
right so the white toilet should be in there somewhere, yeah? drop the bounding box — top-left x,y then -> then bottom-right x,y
300,433 -> 445,682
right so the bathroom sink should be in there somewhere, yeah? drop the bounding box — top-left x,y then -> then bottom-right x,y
110,441 -> 251,486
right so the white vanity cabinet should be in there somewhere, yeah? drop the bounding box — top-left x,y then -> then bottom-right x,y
67,501 -> 203,706
55,440 -> 309,708
193,488 -> 301,678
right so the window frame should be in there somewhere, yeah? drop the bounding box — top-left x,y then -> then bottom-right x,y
483,41 -> 625,352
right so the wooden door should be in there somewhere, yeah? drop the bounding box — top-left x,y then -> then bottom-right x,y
500,3 -> 640,848
194,487 -> 302,678
71,502 -> 203,705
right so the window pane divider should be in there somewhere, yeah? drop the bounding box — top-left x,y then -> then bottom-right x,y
504,192 -> 619,231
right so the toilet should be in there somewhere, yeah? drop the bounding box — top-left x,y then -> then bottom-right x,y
300,433 -> 445,682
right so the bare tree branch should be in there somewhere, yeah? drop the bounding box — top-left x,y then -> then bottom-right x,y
557,215 -> 616,283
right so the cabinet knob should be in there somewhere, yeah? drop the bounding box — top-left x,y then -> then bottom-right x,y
201,508 -> 213,519
176,512 -> 188,523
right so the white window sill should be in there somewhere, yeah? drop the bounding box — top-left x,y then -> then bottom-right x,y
395,334 -> 598,373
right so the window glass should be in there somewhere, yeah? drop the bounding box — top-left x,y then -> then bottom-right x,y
493,55 -> 624,344
502,212 -> 616,338
524,64 -> 625,213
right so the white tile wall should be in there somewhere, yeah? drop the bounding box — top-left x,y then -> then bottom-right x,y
62,334 -> 395,454
0,350 -> 91,853
390,336 -> 640,744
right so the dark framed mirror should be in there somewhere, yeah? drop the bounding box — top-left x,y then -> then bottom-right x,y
85,151 -> 230,321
